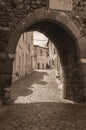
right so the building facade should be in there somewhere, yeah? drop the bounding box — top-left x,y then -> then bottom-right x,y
47,40 -> 63,80
34,45 -> 49,69
57,54 -> 63,81
12,32 -> 34,81
47,40 -> 57,70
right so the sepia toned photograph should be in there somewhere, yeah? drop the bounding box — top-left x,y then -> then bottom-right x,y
0,0 -> 86,130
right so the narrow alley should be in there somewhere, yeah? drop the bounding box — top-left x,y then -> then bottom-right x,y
0,69 -> 86,130
11,69 -> 62,103
0,1 -> 86,130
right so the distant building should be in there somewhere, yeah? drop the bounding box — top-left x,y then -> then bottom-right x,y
12,32 -> 34,81
34,45 -> 49,69
47,40 -> 63,81
57,54 -> 63,81
47,40 -> 57,70
33,40 -> 63,80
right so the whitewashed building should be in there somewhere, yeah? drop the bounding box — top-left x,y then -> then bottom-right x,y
12,32 -> 34,81
47,40 -> 57,70
34,45 -> 49,69
47,40 -> 63,80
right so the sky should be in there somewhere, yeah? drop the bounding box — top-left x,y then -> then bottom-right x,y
33,31 -> 48,47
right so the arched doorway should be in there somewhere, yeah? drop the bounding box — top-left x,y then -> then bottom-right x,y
6,9 -> 82,102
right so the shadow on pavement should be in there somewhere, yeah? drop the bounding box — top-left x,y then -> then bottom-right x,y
11,70 -> 48,102
0,102 -> 86,130
36,80 -> 48,85
0,70 -> 86,130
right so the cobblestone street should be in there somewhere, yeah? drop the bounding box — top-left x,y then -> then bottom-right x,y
0,69 -> 86,130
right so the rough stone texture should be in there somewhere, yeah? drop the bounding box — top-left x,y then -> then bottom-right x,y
7,9 -> 81,54
0,61 -> 13,74
11,69 -> 62,103
0,0 -> 85,51
0,58 -> 13,102
0,0 -> 86,103
0,30 -> 11,52
0,103 -> 86,130
0,70 -> 86,130
0,0 -> 49,54
0,0 -> 48,28
72,0 -> 86,36
79,63 -> 86,100
62,64 -> 81,102
78,36 -> 86,58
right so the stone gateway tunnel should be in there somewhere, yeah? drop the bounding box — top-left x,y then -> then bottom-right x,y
0,0 -> 86,104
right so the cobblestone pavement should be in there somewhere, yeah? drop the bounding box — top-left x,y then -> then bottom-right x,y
0,69 -> 86,130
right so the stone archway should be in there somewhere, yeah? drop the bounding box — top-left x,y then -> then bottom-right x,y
0,8 -> 85,103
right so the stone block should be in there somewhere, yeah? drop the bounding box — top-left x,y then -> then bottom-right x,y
79,75 -> 86,89
0,74 -> 12,85
49,0 -> 72,11
0,61 -> 13,74
7,29 -> 21,53
67,20 -> 81,39
79,88 -> 86,102
79,64 -> 86,75
78,37 -> 86,58
83,88 -> 86,96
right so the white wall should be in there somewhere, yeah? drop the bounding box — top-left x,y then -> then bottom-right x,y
12,32 -> 34,81
34,46 -> 49,69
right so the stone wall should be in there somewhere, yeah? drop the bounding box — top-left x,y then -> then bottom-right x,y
0,0 -> 48,28
0,0 -> 49,53
0,0 -> 85,47
72,0 -> 86,36
62,64 -> 81,102
0,0 -> 85,30
0,0 -> 86,103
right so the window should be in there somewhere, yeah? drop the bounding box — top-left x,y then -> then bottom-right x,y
42,63 -> 44,69
28,44 -> 30,51
54,49 -> 56,54
52,59 -> 54,65
38,63 -> 40,69
40,49 -> 42,56
46,52 -> 49,57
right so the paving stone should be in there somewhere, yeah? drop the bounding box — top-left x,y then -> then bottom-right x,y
0,69 -> 86,130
